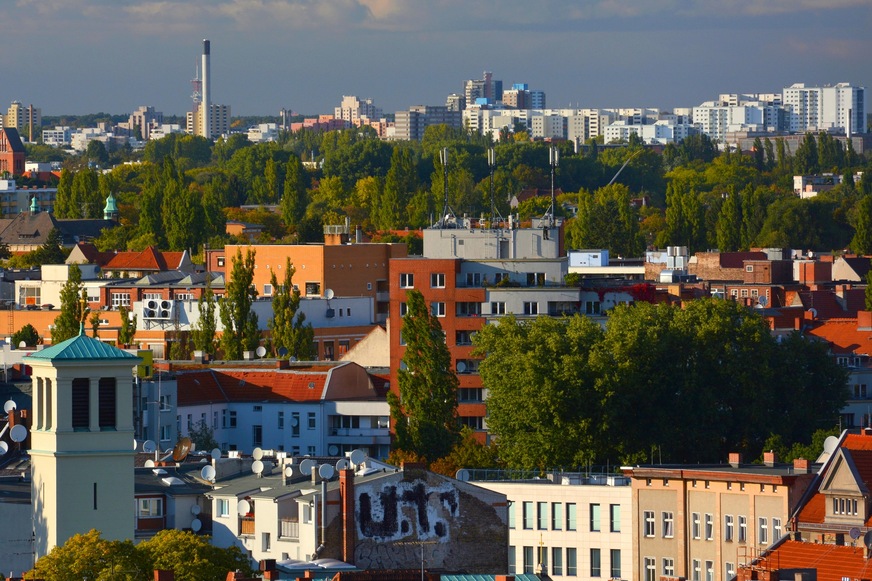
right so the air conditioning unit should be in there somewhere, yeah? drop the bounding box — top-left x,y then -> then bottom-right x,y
144,309 -> 156,319
160,300 -> 173,310
159,310 -> 170,319
146,299 -> 159,310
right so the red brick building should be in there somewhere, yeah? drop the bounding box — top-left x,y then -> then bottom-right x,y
0,128 -> 25,176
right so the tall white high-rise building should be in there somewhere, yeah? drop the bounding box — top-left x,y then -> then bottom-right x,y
782,82 -> 865,134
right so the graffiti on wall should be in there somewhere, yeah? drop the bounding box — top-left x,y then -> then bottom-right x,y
357,480 -> 459,541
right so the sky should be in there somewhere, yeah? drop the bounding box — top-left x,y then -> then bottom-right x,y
2,0 -> 870,118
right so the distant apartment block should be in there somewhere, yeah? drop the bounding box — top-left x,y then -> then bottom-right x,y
334,95 -> 383,125
186,103 -> 230,138
394,105 -> 462,141
0,179 -> 57,216
464,71 -> 503,105
247,123 -> 279,143
5,101 -> 41,141
126,105 -> 163,140
41,126 -> 72,147
782,82 -> 865,134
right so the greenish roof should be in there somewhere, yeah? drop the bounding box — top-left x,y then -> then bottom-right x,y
27,330 -> 141,362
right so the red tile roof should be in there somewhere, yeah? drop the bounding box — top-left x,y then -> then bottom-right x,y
177,369 -> 329,405
747,539 -> 872,581
798,289 -> 865,320
805,319 -> 872,356
797,433 -> 872,526
101,246 -> 185,271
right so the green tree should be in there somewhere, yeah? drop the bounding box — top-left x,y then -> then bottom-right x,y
280,154 -> 308,229
52,264 -> 86,344
11,323 -> 39,348
268,258 -> 314,360
118,305 -> 137,348
474,314 -> 605,469
86,139 -> 109,166
851,194 -> 872,254
218,249 -> 259,360
29,227 -> 66,266
189,420 -> 219,452
89,309 -> 102,338
715,188 -> 742,251
137,529 -> 253,581
29,529 -> 148,581
567,183 -> 643,256
54,168 -> 75,218
867,268 -> 872,311
191,278 -> 217,357
389,290 -> 460,461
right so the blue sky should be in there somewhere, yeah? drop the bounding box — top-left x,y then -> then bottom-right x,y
2,0 -> 870,117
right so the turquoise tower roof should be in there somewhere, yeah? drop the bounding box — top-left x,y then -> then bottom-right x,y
27,329 -> 141,362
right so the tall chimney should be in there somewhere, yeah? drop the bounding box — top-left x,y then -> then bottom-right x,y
339,468 -> 355,564
201,39 -> 211,139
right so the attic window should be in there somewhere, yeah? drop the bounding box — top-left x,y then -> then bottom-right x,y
746,265 -> 754,272
308,382 -> 315,389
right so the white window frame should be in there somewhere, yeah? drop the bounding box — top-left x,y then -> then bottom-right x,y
662,511 -> 674,538
400,273 -> 414,288
430,273 -> 445,288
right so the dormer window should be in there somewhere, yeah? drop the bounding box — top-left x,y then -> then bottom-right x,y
833,497 -> 859,516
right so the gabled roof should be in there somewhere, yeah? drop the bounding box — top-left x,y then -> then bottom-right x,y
746,539 -> 872,581
102,246 -> 185,272
805,319 -> 872,356
27,329 -> 141,361
840,257 -> 872,280
797,289 -> 866,320
1,128 -> 25,153
177,368 -> 331,405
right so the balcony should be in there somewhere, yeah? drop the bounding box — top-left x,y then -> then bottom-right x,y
280,518 -> 299,540
329,427 -> 389,438
240,516 -> 255,536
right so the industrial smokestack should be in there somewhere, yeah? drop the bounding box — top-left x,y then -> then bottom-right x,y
201,39 -> 211,139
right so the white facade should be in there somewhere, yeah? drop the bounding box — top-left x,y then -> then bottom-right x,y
42,126 -> 71,147
783,82 -> 866,134
247,123 -> 279,143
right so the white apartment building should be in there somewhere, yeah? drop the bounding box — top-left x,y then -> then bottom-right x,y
42,126 -> 72,147
186,103 -> 231,138
334,95 -> 382,125
782,82 -> 865,134
474,472 -> 633,580
247,123 -> 279,143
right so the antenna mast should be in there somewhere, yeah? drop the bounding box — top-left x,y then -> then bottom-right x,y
437,148 -> 456,228
548,145 -> 559,227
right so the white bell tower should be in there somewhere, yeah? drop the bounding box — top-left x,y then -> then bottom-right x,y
27,330 -> 141,558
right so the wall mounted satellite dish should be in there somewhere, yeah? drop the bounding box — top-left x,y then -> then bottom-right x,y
4,399 -> 16,413
191,504 -> 201,516
252,447 -> 264,461
850,527 -> 861,540
10,424 -> 26,443
256,346 -> 267,358
455,469 -> 470,482
0,441 -> 8,455
864,530 -> 872,550
200,465 -> 216,482
349,449 -> 365,466
758,295 -> 768,307
252,460 -> 264,475
172,437 -> 192,462
284,465 -> 294,477
211,448 -> 221,461
335,458 -> 350,471
278,347 -> 289,358
318,464 -> 335,480
325,289 -> 335,300
237,499 -> 250,516
191,518 -> 202,532
143,440 -> 157,454
328,445 -> 339,456
456,361 -> 467,373
145,459 -> 155,468
133,439 -> 139,451
823,436 -> 839,456
299,459 -> 315,476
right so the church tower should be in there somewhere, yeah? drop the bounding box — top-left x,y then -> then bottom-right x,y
27,329 -> 141,558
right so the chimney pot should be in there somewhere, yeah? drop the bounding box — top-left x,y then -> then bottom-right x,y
764,451 -> 777,467
794,458 -> 809,473
729,452 -> 743,467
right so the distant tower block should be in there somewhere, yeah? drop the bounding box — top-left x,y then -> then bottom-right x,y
27,331 -> 142,559
201,39 -> 211,139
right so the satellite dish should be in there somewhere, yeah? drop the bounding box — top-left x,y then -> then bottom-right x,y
252,447 -> 264,461
191,504 -> 201,516
10,424 -> 27,443
211,448 -> 222,461
318,464 -> 335,479
256,346 -> 267,358
237,499 -> 250,516
290,416 -> 299,427
143,440 -> 157,454
850,527 -> 861,540
289,356 -> 298,362
200,465 -> 216,482
284,465 -> 294,477
328,445 -> 339,456
252,460 -> 264,475
349,449 -> 365,466
278,347 -> 289,358
0,441 -> 7,455
191,518 -> 202,532
809,307 -> 818,319
823,436 -> 839,455
133,439 -> 139,451
325,288 -> 335,300
299,459 -> 315,476
758,295 -> 768,307
172,437 -> 192,462
455,469 -> 470,481
457,361 -> 467,373
336,458 -> 350,471
4,400 -> 16,413
864,530 -> 872,550
145,459 -> 155,468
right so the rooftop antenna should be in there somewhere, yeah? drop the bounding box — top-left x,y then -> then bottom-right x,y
436,148 -> 456,228
547,145 -> 559,227
487,147 -> 504,228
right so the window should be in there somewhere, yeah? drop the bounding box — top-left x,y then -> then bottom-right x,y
217,499 -> 229,517
590,503 -> 601,532
644,510 -> 655,537
644,557 -> 656,581
111,293 -> 130,308
305,282 -> 321,296
526,272 -> 545,286
692,512 -> 701,539
72,378 -> 89,430
523,501 -> 534,529
759,517 -> 768,544
663,557 -> 675,577
725,562 -> 735,579
692,559 -> 701,581
746,265 -> 754,272
252,425 -> 262,447
552,503 -> 563,530
662,511 -> 674,538
263,284 -> 273,296
98,378 -> 116,431
566,548 -> 577,576
262,532 -> 271,552
456,301 -> 481,316
610,549 -> 621,579
278,411 -> 284,429
508,546 -> 516,575
430,273 -> 445,288
739,515 -> 747,542
466,272 -> 482,287
585,300 -> 601,315
566,503 -> 577,531
229,411 -> 237,428
609,504 -> 620,531
523,301 -> 538,315
773,517 -> 782,539
725,514 -> 734,542
855,384 -> 868,398
458,388 -> 483,402
430,302 -> 446,317
291,412 -> 300,437
552,547 -> 562,576
307,412 -> 316,429
523,546 -> 534,574
491,301 -> 506,315
590,548 -> 601,577
705,560 -> 714,581
400,273 -> 414,288
456,330 -> 474,345
159,425 -> 170,442
537,502 -> 548,530
400,302 -> 408,316
508,501 -> 515,529
833,497 -> 859,515
217,257 -> 225,267
137,498 -> 163,517
705,513 -> 714,540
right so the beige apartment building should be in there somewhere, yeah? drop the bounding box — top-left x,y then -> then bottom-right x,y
624,453 -> 816,581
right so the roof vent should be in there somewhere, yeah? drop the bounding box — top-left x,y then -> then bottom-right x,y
308,382 -> 315,389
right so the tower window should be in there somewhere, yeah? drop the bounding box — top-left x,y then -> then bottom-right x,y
72,378 -> 90,430
99,378 -> 117,431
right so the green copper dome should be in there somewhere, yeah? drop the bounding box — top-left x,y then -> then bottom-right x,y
103,192 -> 119,220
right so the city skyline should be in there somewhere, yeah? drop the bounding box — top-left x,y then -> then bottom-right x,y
1,0 -> 870,117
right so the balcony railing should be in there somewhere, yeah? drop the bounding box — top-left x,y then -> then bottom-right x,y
240,516 -> 255,536
280,518 -> 299,539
